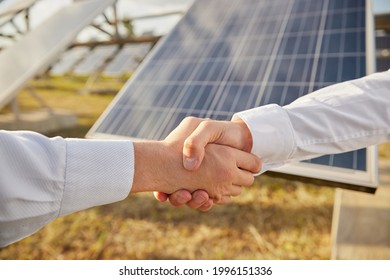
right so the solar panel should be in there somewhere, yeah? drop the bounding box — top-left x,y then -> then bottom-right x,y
0,0 -> 115,109
103,43 -> 151,76
50,46 -> 90,76
376,31 -> 390,71
0,0 -> 36,28
73,45 -> 118,76
88,0 -> 377,192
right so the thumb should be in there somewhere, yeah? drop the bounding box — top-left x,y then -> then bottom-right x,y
183,121 -> 224,171
183,138 -> 206,171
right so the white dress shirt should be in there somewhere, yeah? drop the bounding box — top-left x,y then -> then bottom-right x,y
0,133 -> 133,247
1,70 -> 389,248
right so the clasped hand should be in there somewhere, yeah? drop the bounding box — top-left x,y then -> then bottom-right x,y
132,116 -> 261,211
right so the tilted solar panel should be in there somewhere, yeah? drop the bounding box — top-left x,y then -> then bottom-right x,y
103,43 -> 152,76
376,32 -> 390,71
50,46 -> 90,76
73,45 -> 118,75
88,0 -> 377,192
0,0 -> 115,109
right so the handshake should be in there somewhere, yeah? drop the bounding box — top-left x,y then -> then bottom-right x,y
131,116 -> 262,211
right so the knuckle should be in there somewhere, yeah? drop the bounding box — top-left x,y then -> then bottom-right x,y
183,116 -> 196,122
182,116 -> 200,126
184,137 -> 198,151
199,120 -> 214,130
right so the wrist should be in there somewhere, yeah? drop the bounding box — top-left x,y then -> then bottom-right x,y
132,141 -> 170,193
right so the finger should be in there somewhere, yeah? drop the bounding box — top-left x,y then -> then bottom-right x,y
197,199 -> 214,211
154,191 -> 168,202
213,195 -> 232,205
234,149 -> 262,174
209,185 -> 242,203
183,121 -> 225,171
235,169 -> 256,187
165,117 -> 205,144
226,184 -> 243,197
167,190 -> 193,207
183,121 -> 249,171
185,190 -> 210,209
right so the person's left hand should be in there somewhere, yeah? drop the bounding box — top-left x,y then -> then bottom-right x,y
153,117 -> 260,210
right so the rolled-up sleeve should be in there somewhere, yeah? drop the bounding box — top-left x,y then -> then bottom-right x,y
0,130 -> 134,248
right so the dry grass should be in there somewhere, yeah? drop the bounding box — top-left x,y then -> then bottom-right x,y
0,76 -> 388,260
0,179 -> 334,260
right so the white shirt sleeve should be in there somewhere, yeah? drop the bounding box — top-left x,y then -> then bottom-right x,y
233,70 -> 390,173
0,130 -> 134,248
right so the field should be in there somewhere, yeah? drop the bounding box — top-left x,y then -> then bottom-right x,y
0,76 -> 388,259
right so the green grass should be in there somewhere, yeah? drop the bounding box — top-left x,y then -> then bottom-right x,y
0,75 -> 388,259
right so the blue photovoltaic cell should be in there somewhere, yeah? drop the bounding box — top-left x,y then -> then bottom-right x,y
91,0 -> 368,172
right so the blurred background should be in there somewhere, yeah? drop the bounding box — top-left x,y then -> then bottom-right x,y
0,0 -> 389,260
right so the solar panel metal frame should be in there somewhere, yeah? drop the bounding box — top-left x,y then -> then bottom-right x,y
0,0 -> 37,28
88,0 -> 378,193
0,0 -> 115,109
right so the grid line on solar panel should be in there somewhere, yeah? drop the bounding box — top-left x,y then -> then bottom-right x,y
50,46 -> 90,76
73,45 -> 118,75
92,0 -> 368,171
103,43 -> 151,76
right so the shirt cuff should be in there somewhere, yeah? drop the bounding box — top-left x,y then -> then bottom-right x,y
233,104 -> 295,173
59,139 -> 134,216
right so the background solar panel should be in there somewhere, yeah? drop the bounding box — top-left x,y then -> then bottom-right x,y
89,0 -> 375,189
50,46 -> 90,76
376,31 -> 390,71
73,45 -> 118,75
103,43 -> 151,76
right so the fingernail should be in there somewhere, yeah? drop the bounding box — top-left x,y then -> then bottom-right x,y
183,157 -> 198,170
176,195 -> 188,204
194,193 -> 206,204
